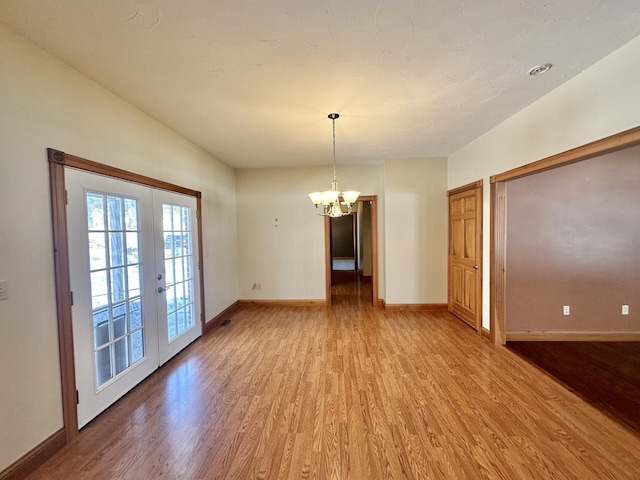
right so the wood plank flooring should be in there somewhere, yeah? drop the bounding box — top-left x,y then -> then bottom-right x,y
26,286 -> 640,479
508,341 -> 640,434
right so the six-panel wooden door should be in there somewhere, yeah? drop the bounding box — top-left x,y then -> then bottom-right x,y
448,182 -> 482,331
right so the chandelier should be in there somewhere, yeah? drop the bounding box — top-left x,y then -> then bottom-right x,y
308,113 -> 360,217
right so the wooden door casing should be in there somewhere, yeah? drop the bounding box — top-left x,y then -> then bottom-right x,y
448,181 -> 483,331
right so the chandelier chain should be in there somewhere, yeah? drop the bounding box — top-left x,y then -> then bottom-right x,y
332,115 -> 337,182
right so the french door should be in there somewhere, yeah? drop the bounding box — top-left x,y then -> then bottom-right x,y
66,168 -> 201,428
153,188 -> 201,363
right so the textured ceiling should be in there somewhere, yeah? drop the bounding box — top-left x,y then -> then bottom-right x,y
2,1 -> 640,168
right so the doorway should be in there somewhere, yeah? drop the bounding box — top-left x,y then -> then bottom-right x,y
324,196 -> 378,306
331,213 -> 357,271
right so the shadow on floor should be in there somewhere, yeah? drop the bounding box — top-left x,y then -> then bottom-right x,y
507,341 -> 640,434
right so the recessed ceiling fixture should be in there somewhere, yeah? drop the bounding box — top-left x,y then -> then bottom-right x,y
528,63 -> 553,76
308,113 -> 360,217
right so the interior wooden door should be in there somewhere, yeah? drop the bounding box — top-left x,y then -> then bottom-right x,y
448,181 -> 483,331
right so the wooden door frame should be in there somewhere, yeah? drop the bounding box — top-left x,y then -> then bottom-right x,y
490,126 -> 640,344
447,180 -> 483,332
47,149 -> 204,442
353,212 -> 359,272
325,195 -> 378,306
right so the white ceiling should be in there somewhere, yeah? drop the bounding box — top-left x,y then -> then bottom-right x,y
2,1 -> 640,169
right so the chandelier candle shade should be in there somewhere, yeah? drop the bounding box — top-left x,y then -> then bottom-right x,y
308,113 -> 360,217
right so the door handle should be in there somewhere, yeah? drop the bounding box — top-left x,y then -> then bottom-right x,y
473,265 -> 479,269
157,286 -> 165,293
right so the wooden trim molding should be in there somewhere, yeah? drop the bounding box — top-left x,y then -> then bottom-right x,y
203,301 -> 240,335
506,332 -> 640,342
481,327 -> 491,340
324,215 -> 331,306
196,196 -> 206,331
384,303 -> 448,312
47,150 -> 78,442
490,181 -> 507,345
447,180 -> 483,197
0,429 -> 66,480
370,196 -> 379,306
60,151 -> 200,197
238,299 -> 326,307
491,126 -> 640,183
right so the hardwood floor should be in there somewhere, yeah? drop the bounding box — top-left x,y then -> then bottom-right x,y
26,282 -> 640,479
330,269 -> 372,305
507,341 -> 640,434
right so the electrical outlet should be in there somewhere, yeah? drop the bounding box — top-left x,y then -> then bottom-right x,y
0,280 -> 8,301
622,305 -> 629,315
563,305 -> 570,315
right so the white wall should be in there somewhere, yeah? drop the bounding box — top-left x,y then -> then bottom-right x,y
0,26 -> 238,470
448,34 -> 640,329
384,158 -> 448,305
236,164 -> 383,300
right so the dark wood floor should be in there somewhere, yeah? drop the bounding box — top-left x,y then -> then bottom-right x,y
25,278 -> 640,479
508,341 -> 640,434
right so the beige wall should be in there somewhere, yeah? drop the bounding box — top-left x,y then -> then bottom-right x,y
384,158 -> 448,304
448,34 -> 640,329
236,164 -> 383,300
0,27 -> 238,470
235,159 -> 449,305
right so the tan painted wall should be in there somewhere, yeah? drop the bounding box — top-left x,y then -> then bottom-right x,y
506,146 -> 640,332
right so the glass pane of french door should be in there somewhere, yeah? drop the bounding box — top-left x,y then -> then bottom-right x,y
86,191 -> 145,386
